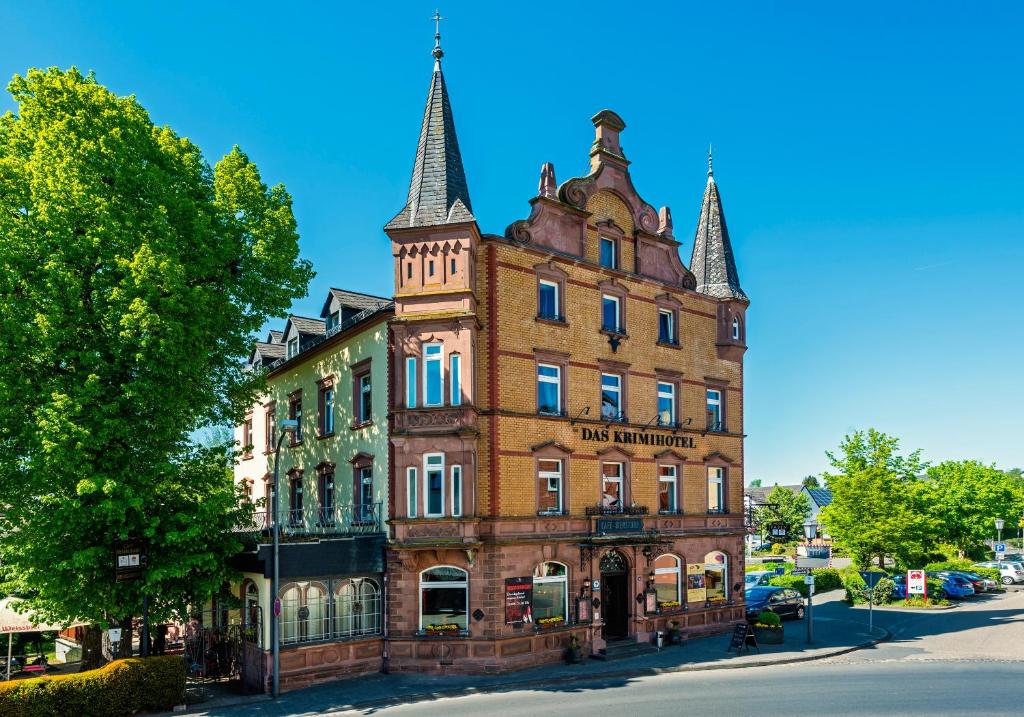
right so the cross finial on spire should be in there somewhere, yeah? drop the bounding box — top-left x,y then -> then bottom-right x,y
432,10 -> 445,66
708,143 -> 714,177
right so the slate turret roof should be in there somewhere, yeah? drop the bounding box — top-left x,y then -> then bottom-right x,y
689,152 -> 747,301
385,34 -> 474,230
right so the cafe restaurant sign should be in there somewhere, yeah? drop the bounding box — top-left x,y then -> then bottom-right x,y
580,427 -> 695,450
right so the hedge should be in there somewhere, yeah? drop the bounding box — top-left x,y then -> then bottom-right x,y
0,655 -> 184,717
767,568 -> 842,597
924,560 -> 1001,583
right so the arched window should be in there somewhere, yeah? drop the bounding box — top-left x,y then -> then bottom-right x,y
704,551 -> 728,602
243,581 -> 260,628
653,554 -> 681,608
731,316 -> 741,341
334,578 -> 382,638
420,566 -> 468,631
533,562 -> 568,624
279,584 -> 301,645
306,582 -> 329,641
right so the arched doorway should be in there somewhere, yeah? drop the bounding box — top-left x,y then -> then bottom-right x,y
599,550 -> 629,640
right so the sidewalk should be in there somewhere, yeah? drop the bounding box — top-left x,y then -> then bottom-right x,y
178,590 -> 887,716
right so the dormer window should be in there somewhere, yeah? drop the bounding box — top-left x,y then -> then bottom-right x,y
599,237 -> 618,270
287,337 -> 299,358
252,358 -> 262,372
326,311 -> 341,332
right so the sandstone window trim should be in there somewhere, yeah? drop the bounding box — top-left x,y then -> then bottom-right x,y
534,261 -> 568,324
317,375 -> 336,438
533,440 -> 573,516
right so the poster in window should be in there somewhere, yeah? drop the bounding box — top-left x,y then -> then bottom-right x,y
576,595 -> 591,623
686,563 -> 706,604
644,589 -> 657,615
505,576 -> 534,624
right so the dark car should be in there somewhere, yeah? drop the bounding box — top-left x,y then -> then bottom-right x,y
745,586 -> 805,621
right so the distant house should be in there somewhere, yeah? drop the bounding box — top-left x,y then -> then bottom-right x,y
802,486 -> 833,539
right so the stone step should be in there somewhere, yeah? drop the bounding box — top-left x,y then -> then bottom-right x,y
591,640 -> 659,661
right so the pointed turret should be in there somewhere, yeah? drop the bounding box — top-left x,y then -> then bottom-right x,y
385,25 -> 474,230
689,148 -> 747,301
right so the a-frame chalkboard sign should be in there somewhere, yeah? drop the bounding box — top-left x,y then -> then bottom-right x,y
726,622 -> 760,654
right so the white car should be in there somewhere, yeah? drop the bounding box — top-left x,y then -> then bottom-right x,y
973,561 -> 1024,585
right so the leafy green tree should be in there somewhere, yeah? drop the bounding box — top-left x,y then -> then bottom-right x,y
0,68 -> 313,641
748,478 -> 762,488
926,460 -> 1024,558
819,429 -> 936,568
754,486 -> 811,541
802,475 -> 820,488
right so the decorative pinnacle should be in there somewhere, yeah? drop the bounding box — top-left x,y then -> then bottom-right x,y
432,10 -> 445,63
707,143 -> 714,177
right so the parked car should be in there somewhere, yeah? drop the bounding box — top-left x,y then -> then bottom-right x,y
939,571 -> 997,593
745,571 -> 776,587
973,561 -> 1024,585
926,572 -> 976,599
745,586 -> 805,621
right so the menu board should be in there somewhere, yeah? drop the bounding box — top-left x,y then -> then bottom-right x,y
686,563 -> 706,604
505,576 -> 534,624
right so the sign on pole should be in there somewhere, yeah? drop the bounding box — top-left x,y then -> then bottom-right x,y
907,570 -> 926,596
859,571 -> 886,589
996,552 -> 1006,561
994,542 -> 1007,553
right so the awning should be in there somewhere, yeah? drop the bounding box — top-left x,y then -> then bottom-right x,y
0,598 -> 87,634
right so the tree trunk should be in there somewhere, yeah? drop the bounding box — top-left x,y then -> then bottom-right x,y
79,625 -> 105,671
877,554 -> 885,568
118,616 -> 134,658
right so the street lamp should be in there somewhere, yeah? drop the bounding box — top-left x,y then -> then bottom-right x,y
271,418 -> 298,699
995,517 -> 1005,543
802,520 -> 816,644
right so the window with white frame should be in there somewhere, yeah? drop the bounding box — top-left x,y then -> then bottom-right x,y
357,466 -> 373,522
707,466 -> 725,513
658,309 -> 676,344
601,373 -> 623,421
705,551 -> 728,602
538,279 -> 560,320
657,381 -> 676,426
537,363 -> 562,415
277,577 -> 383,645
406,467 -> 418,518
706,389 -> 723,431
658,465 -> 678,513
326,311 -> 340,331
450,353 -> 461,406
334,578 -> 382,638
601,295 -> 622,333
599,237 -> 618,269
537,458 -> 563,514
423,343 -> 443,407
450,465 -> 462,518
424,454 -> 445,517
533,562 -> 568,623
358,372 -> 372,424
420,566 -> 469,631
601,462 -> 623,511
654,554 -> 682,607
279,581 -> 329,644
406,357 -> 417,408
287,337 -> 299,358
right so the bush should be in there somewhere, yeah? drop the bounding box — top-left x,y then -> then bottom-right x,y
812,568 -> 843,592
770,543 -> 787,555
768,574 -> 808,597
0,655 -> 184,717
841,568 -> 894,604
754,610 -> 781,628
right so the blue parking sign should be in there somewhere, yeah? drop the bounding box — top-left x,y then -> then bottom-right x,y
994,543 -> 1007,553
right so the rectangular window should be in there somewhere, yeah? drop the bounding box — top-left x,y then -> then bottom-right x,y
657,381 -> 676,427
358,373 -> 372,424
708,467 -> 725,513
357,466 -> 374,522
450,258 -> 456,275
319,385 -> 335,436
538,459 -> 563,514
288,394 -> 303,443
601,295 -> 621,333
658,309 -> 675,344
326,311 -> 340,332
407,467 -> 418,518
450,354 -> 461,406
600,237 -> 617,269
538,280 -> 560,320
601,373 -> 622,421
406,357 -> 417,408
242,416 -> 253,457
428,259 -> 435,277
424,454 -> 445,517
287,337 -> 299,358
265,407 -> 276,452
289,476 -> 303,526
451,465 -> 462,518
706,389 -> 723,431
537,363 -> 562,415
319,470 -> 335,525
659,465 -> 678,513
423,344 -> 443,407
407,262 -> 412,280
601,462 -> 623,511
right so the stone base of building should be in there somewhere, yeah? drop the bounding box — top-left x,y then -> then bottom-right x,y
263,636 -> 384,693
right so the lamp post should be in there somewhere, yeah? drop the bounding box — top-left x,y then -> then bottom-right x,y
802,520 -> 815,644
995,517 -> 1005,544
271,418 -> 298,699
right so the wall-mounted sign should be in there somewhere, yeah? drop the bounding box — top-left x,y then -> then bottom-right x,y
505,576 -> 534,624
580,427 -> 695,450
686,563 -> 706,603
644,589 -> 657,615
596,518 -> 643,534
576,596 -> 592,623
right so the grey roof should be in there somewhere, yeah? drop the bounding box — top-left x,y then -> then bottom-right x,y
806,488 -> 833,508
322,288 -> 392,318
287,315 -> 326,336
252,342 -> 285,361
385,55 -> 474,230
267,330 -> 283,344
689,171 -> 747,301
745,485 -> 802,504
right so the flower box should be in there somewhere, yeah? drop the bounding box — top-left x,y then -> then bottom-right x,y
658,601 -> 682,613
536,616 -> 566,629
754,625 -> 783,644
424,624 -> 461,636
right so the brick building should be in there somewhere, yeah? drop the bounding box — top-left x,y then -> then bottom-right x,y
383,33 -> 749,673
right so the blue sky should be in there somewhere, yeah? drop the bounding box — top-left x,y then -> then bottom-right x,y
3,1 -> 1022,482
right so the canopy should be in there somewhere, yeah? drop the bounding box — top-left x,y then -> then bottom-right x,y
0,598 -> 87,634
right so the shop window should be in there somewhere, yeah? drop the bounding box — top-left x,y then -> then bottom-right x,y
600,236 -> 618,269
450,353 -> 461,406
279,584 -> 301,644
423,343 -> 443,407
707,466 -> 725,514
658,465 -> 678,513
451,465 -> 462,518
537,458 -> 563,515
420,566 -> 469,631
406,357 -> 417,408
706,389 -> 724,432
601,373 -> 624,421
406,467 -> 418,518
533,562 -> 568,624
279,581 -> 329,644
657,381 -> 676,427
334,578 -> 382,638
279,577 -> 382,645
601,462 -> 623,512
654,554 -> 682,608
705,551 -> 728,603
424,454 -> 445,517
537,364 -> 562,416
658,309 -> 677,345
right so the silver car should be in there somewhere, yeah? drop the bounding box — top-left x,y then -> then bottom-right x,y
973,561 -> 1024,585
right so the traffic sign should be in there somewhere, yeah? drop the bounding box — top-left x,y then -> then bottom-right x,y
803,574 -> 815,585
859,571 -> 886,588
790,567 -> 810,575
996,552 -> 1005,560
994,542 -> 1007,553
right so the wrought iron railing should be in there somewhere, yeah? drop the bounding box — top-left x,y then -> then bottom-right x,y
236,501 -> 383,539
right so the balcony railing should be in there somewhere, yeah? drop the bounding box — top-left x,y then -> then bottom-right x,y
601,323 -> 627,335
236,501 -> 383,539
706,419 -> 725,433
585,504 -> 649,516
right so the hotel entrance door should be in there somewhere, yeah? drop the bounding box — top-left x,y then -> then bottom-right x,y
600,550 -> 629,640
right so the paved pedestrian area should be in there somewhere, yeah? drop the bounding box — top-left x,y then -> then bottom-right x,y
178,589 -> 886,716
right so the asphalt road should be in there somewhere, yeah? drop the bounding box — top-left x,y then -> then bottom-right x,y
330,590 -> 1024,717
